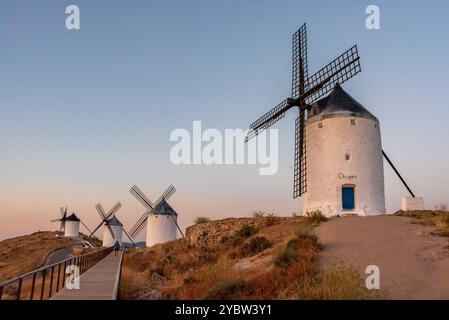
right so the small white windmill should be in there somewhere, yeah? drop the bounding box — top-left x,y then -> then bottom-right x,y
51,206 -> 92,237
64,213 -> 81,237
129,185 -> 184,247
89,202 -> 134,247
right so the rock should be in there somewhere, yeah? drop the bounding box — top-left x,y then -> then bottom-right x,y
150,272 -> 167,284
186,217 -> 284,248
137,289 -> 162,300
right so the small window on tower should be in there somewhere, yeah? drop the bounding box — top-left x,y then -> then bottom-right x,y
351,119 -> 356,125
318,122 -> 323,128
345,153 -> 351,161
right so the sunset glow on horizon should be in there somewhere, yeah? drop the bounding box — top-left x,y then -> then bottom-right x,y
1,0 -> 449,241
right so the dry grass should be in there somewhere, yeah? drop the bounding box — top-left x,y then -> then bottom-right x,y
0,232 -> 73,281
305,210 -> 328,225
0,231 -> 84,282
119,217 -> 378,300
396,210 -> 449,235
0,231 -> 102,299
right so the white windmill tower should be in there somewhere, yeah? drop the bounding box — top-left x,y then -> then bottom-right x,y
102,216 -> 124,247
89,202 -> 135,247
303,84 -> 386,216
129,185 -> 184,247
64,213 -> 80,237
246,23 -> 417,217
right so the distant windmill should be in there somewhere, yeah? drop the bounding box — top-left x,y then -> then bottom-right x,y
51,206 -> 68,232
64,213 -> 88,237
129,185 -> 184,247
52,207 -> 91,237
89,202 -> 134,247
246,23 -> 416,216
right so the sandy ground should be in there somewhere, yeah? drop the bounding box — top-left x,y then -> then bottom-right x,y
315,215 -> 449,299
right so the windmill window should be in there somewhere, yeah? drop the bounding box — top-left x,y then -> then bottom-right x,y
351,119 -> 356,125
318,122 -> 323,128
345,153 -> 351,161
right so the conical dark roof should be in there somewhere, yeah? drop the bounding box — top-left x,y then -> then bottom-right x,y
106,215 -> 123,227
66,213 -> 80,222
311,84 -> 376,120
153,199 -> 178,216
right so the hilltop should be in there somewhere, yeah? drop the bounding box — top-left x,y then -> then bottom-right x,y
119,215 -> 379,300
316,212 -> 449,299
119,211 -> 449,300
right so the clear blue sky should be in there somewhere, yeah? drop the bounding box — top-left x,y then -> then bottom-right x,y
1,0 -> 448,240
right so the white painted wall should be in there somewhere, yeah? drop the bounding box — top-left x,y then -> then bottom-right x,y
303,114 -> 386,217
401,197 -> 424,211
102,225 -> 123,247
146,214 -> 177,247
64,221 -> 80,237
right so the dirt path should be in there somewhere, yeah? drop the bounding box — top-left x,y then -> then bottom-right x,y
43,248 -> 73,266
315,215 -> 449,299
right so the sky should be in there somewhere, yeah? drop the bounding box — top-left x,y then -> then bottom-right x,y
1,0 -> 448,241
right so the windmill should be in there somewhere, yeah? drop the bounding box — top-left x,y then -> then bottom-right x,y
246,23 -> 362,198
64,213 -> 80,237
52,207 -> 91,237
246,23 -> 416,216
89,202 -> 135,247
129,185 -> 184,247
51,206 -> 68,232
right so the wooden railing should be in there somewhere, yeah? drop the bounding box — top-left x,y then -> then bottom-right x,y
0,247 -> 113,300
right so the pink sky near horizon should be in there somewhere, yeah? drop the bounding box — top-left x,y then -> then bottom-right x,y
1,1 -> 449,242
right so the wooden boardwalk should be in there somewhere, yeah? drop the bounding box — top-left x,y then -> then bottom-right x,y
51,251 -> 123,300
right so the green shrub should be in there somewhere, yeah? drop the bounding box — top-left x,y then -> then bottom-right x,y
221,235 -> 244,247
235,224 -> 258,238
274,246 -> 298,268
205,279 -> 249,299
194,216 -> 210,224
239,237 -> 273,257
274,231 -> 319,269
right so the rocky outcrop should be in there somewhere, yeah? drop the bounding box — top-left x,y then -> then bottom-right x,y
186,217 -> 283,248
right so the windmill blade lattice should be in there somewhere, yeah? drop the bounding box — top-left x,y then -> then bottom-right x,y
129,185 -> 176,239
246,23 -> 362,199
304,45 -> 361,104
89,202 -> 122,238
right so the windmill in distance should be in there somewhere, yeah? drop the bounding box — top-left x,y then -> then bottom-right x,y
52,207 -> 92,237
129,184 -> 184,247
89,202 -> 135,247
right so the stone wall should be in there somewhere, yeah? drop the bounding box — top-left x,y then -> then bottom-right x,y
185,217 -> 284,248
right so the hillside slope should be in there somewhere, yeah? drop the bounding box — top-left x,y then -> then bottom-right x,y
0,231 -> 98,282
120,216 -> 375,300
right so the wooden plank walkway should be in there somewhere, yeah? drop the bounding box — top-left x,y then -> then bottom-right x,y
51,251 -> 123,300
